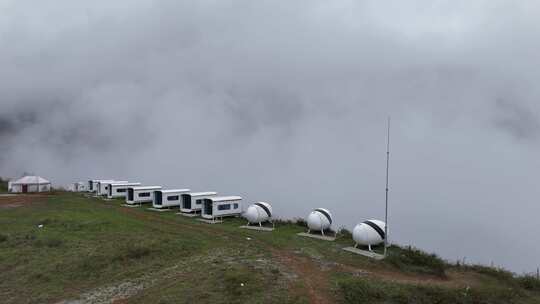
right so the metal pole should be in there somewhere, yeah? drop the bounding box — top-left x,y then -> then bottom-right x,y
384,117 -> 390,257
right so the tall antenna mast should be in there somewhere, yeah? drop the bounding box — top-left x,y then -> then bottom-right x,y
384,116 -> 391,257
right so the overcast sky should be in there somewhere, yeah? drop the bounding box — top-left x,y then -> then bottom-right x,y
1,0 -> 539,272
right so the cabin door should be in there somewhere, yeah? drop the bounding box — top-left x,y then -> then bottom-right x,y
22,185 -> 28,193
203,201 -> 212,216
182,195 -> 191,209
155,191 -> 162,205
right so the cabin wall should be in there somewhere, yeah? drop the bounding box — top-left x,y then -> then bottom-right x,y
160,193 -> 187,208
10,184 -> 21,193
10,184 -> 51,193
181,195 -> 214,212
213,200 -> 242,217
92,182 -> 100,193
202,200 -> 242,218
131,190 -> 156,203
109,186 -> 129,198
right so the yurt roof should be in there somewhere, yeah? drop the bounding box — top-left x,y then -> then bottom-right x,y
12,176 -> 50,185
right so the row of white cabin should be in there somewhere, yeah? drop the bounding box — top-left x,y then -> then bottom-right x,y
77,179 -> 386,250
83,179 -> 243,221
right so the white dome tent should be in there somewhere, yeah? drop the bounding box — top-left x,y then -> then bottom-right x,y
297,208 -> 337,241
9,176 -> 51,193
352,219 -> 387,251
240,202 -> 275,231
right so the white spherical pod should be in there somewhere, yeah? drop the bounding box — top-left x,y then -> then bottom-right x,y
244,202 -> 273,224
353,219 -> 386,247
306,208 -> 333,232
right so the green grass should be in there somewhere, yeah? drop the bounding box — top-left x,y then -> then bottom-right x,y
0,192 -> 539,304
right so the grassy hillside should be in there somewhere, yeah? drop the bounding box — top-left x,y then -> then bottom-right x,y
0,193 -> 538,304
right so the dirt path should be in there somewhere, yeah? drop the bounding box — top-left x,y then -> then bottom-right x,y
274,249 -> 335,304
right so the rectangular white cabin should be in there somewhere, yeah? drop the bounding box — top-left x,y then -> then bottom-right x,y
108,182 -> 141,199
180,192 -> 217,213
72,182 -> 87,192
126,186 -> 162,205
89,179 -> 112,193
96,180 -> 119,196
98,181 -> 128,196
88,180 -> 99,192
201,196 -> 243,220
152,189 -> 190,209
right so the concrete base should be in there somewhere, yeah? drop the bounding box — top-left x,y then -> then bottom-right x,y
197,219 -> 223,224
239,225 -> 274,232
176,212 -> 199,217
342,247 -> 384,260
297,232 -> 336,241
123,204 -> 141,208
147,208 -> 173,212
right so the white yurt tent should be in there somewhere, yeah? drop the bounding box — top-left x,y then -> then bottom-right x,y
10,176 -> 51,193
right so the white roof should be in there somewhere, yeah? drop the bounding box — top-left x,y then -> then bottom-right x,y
110,182 -> 141,187
187,191 -> 217,197
159,189 -> 190,193
209,196 -> 242,202
102,180 -> 128,185
12,176 -> 50,185
97,180 -> 116,184
130,186 -> 162,190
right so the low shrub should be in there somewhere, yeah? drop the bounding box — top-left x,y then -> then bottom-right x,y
337,227 -> 352,239
516,275 -> 540,291
338,276 -> 524,304
294,217 -> 307,228
0,233 -> 7,243
467,264 -> 515,282
385,245 -> 448,277
0,177 -> 8,192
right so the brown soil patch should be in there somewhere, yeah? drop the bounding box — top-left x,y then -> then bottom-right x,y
274,250 -> 336,304
0,194 -> 47,209
337,263 -> 482,288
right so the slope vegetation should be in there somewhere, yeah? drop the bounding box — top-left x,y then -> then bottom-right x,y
0,193 -> 538,304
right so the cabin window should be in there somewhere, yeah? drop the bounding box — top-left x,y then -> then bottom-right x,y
218,204 -> 231,211
139,192 -> 151,197
167,195 -> 179,201
234,203 -> 239,209
196,199 -> 202,205
117,188 -> 126,193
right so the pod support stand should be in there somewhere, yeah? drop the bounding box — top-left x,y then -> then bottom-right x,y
239,220 -> 275,231
297,229 -> 336,241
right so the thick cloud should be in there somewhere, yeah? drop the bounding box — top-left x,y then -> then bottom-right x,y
1,0 -> 539,272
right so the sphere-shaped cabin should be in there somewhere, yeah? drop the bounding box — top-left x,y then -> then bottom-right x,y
352,219 -> 386,246
244,202 -> 273,224
306,208 -> 333,232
